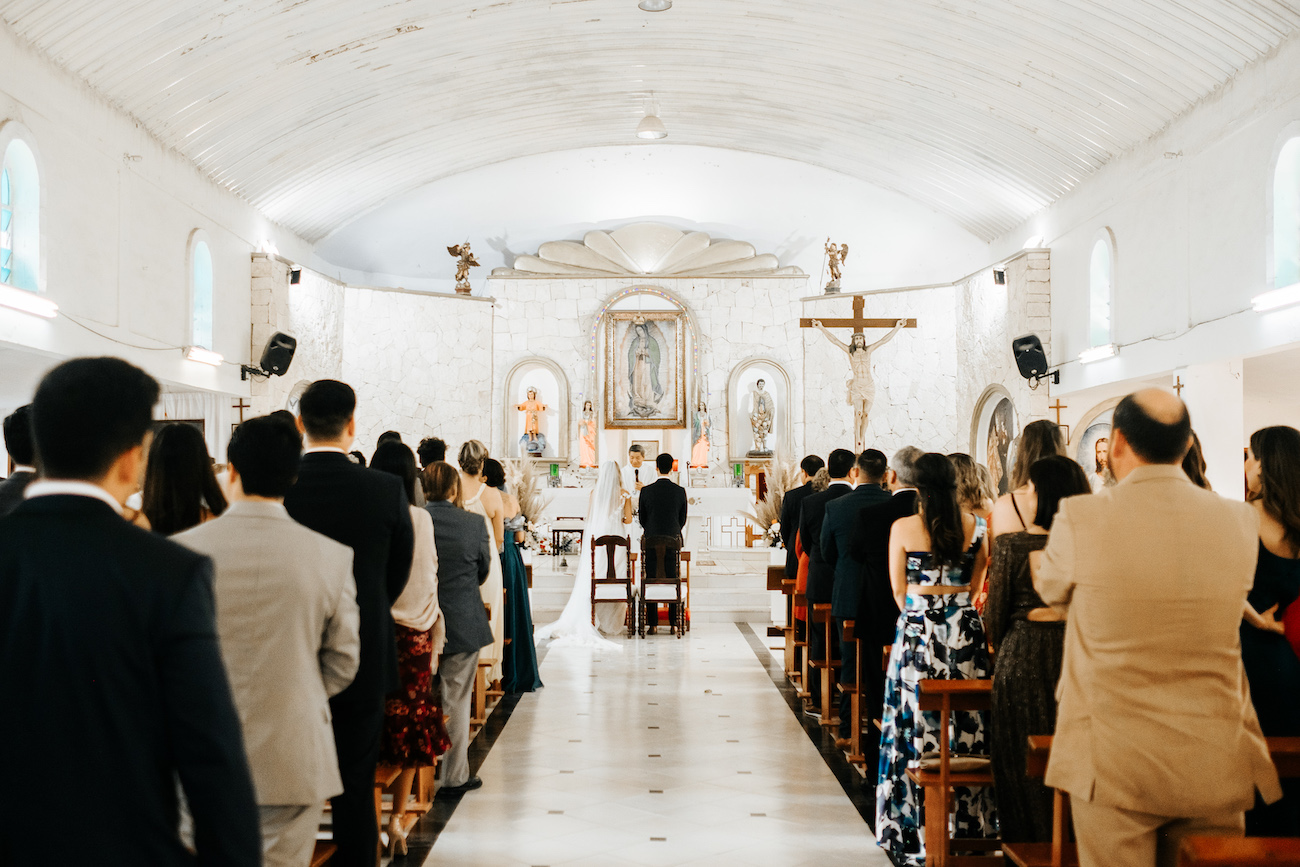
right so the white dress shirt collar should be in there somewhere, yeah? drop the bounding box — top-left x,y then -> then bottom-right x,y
223,500 -> 290,519
304,446 -> 348,455
829,479 -> 852,488
11,465 -> 35,475
25,480 -> 123,515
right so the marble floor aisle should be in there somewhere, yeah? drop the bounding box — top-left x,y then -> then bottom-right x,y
423,623 -> 891,866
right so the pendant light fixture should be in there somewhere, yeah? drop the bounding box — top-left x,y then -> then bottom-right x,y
636,94 -> 668,140
639,0 -> 672,11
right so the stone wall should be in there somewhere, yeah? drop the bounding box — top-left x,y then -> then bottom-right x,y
342,287 -> 495,455
249,253 -> 344,416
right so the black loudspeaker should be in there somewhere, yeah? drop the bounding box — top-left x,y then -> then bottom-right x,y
1013,333 -> 1049,380
259,332 -> 297,377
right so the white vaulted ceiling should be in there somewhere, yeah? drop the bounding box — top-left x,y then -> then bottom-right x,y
2,0 -> 1298,243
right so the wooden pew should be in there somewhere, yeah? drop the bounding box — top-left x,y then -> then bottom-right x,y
904,679 -> 998,867
841,618 -> 867,767
780,578 -> 799,679
809,603 -> 840,726
1179,837 -> 1300,865
1006,736 -> 1300,867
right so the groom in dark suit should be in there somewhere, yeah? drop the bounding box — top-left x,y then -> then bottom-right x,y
638,453 -> 688,628
284,380 -> 414,867
0,358 -> 259,865
799,448 -> 856,714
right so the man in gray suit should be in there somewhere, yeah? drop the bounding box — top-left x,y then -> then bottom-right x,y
177,415 -> 361,866
424,462 -> 494,794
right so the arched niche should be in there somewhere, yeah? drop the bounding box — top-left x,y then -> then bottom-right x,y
502,356 -> 569,460
0,120 -> 46,294
727,357 -> 791,461
970,384 -> 1018,496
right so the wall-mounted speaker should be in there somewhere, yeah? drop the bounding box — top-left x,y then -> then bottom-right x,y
242,332 -> 297,381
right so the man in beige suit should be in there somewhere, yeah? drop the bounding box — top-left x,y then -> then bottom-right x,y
1035,389 -> 1281,867
177,415 -> 361,867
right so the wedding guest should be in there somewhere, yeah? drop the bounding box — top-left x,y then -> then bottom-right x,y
348,449 -> 366,466
1183,429 -> 1211,489
458,439 -> 505,681
0,357 -> 259,864
0,404 -> 36,516
850,445 -> 922,729
783,455 -> 825,632
485,458 -> 542,693
799,448 -> 856,716
176,414 -> 361,867
821,448 -> 890,747
417,436 -> 447,467
283,379 -> 414,867
377,430 -> 402,447
877,452 -> 994,866
793,467 -> 832,641
986,454 -> 1090,843
1240,425 -> 1300,835
423,462 -> 493,794
989,419 -> 1067,541
1036,389 -> 1279,867
369,440 -> 450,854
141,422 -> 227,535
950,452 -> 994,521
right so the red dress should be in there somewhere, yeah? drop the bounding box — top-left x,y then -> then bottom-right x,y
380,625 -> 451,766
794,530 -> 809,622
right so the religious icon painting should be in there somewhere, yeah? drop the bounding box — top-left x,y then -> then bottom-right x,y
1075,404 -> 1116,493
972,388 -> 1017,496
604,311 -> 686,429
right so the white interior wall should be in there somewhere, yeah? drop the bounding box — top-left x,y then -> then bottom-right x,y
312,147 -> 991,297
992,28 -> 1300,401
0,22 -> 312,403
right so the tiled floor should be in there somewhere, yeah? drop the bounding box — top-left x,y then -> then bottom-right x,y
424,623 -> 891,866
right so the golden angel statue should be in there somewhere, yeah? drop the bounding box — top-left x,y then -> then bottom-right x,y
447,242 -> 480,294
824,238 -> 849,292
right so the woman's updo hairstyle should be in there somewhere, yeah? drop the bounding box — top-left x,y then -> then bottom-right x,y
458,439 -> 488,476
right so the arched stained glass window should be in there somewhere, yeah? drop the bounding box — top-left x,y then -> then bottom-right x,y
189,235 -> 214,349
1089,231 -> 1114,348
0,138 -> 39,291
1273,137 -> 1300,289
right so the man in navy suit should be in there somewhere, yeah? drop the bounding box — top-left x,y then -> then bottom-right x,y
0,357 -> 260,865
638,453 -> 688,629
0,404 -> 37,517
850,445 -> 922,744
798,448 -> 856,715
821,449 -> 891,745
284,380 -> 414,867
779,454 -> 825,582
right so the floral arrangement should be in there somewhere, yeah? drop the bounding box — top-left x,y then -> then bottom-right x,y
739,456 -> 800,548
506,459 -> 553,551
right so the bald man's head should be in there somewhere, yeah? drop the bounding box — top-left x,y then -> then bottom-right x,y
1112,388 -> 1192,466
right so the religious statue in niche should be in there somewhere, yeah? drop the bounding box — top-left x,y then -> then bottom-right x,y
747,379 -> 774,456
985,397 -> 1016,495
516,387 -> 548,457
579,400 -> 598,468
447,242 -> 480,295
604,311 -> 685,429
690,400 -> 711,468
824,238 -> 849,293
812,317 -> 907,452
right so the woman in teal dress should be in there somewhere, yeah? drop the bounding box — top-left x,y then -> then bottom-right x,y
1241,426 -> 1300,835
876,452 -> 996,866
485,459 -> 543,694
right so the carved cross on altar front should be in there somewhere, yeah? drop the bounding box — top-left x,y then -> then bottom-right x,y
798,295 -> 917,336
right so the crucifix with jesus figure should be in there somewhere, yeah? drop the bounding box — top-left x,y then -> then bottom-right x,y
799,295 -> 917,451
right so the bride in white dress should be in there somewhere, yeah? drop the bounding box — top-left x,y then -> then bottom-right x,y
535,461 -> 634,648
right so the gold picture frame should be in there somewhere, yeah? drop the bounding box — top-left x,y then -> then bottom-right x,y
604,311 -> 686,429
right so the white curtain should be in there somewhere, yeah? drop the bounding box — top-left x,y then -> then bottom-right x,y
155,390 -> 235,462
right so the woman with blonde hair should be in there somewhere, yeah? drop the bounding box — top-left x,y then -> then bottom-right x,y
456,439 -> 505,684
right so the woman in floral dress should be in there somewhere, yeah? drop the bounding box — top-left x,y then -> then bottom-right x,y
876,452 -> 996,866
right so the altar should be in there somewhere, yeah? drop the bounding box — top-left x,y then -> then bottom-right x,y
540,484 -> 756,553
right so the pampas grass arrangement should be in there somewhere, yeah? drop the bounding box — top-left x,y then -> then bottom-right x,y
505,458 -> 552,525
738,456 -> 801,544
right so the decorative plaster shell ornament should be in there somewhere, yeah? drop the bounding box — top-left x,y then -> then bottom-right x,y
492,223 -> 804,278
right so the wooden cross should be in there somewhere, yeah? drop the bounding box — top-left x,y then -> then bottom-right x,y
232,398 -> 251,423
1173,376 -> 1185,396
1049,399 -> 1067,425
798,295 -> 917,335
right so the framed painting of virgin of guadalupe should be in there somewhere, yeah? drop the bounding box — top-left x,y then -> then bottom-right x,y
604,311 -> 686,429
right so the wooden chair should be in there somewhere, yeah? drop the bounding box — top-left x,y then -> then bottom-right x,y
591,534 -> 634,636
1179,837 -> 1300,865
904,679 -> 998,867
551,516 -> 584,555
309,841 -> 336,867
780,578 -> 798,679
808,603 -> 840,727
1006,736 -> 1300,867
680,551 -> 692,631
638,534 -> 685,638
